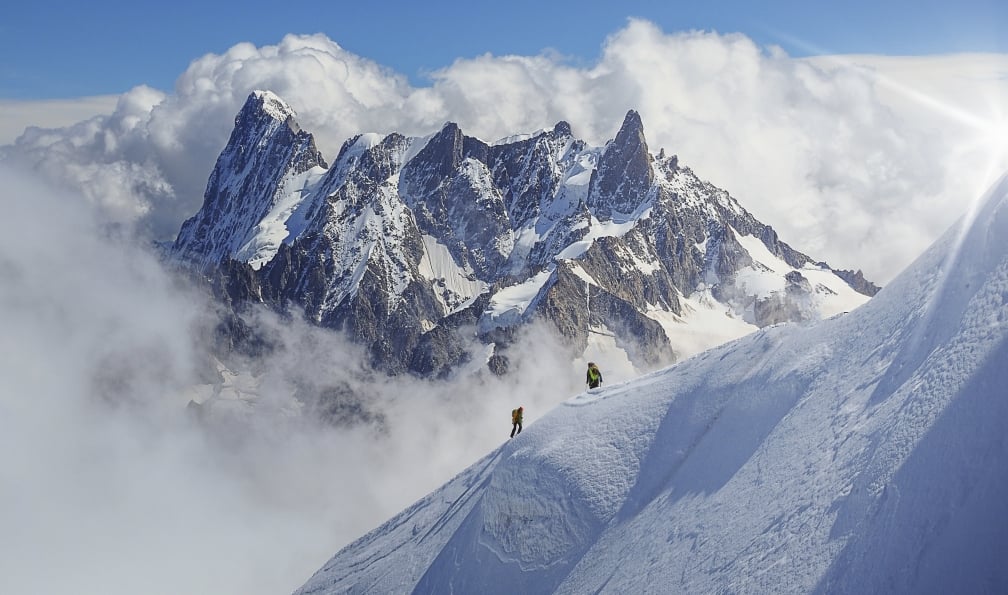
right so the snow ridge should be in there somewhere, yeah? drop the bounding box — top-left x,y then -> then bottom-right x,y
294,175 -> 1008,594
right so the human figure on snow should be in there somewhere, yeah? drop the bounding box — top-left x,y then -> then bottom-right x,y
586,362 -> 603,389
510,406 -> 524,438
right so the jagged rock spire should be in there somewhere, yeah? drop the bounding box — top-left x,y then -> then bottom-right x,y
172,91 -> 327,271
586,109 -> 654,219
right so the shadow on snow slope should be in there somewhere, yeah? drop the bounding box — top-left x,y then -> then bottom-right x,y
295,175 -> 1008,595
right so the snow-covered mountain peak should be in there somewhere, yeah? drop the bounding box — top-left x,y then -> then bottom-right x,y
173,91 -> 878,376
250,89 -> 297,122
171,91 -> 327,272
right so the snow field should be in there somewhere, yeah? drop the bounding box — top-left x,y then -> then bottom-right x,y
296,176 -> 1008,594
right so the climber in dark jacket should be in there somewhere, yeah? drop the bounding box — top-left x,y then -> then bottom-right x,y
510,406 -> 524,438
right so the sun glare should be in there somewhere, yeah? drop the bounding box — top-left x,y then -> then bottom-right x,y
977,115 -> 1008,167
775,38 -> 1008,321
776,32 -> 1008,182
952,105 -> 1008,192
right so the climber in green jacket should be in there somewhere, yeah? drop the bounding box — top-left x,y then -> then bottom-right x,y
586,362 -> 603,389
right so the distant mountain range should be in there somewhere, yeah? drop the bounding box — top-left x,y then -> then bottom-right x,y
172,90 -> 878,377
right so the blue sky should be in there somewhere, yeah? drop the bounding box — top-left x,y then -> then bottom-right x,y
2,0 -> 1006,99
1,0 -> 1006,288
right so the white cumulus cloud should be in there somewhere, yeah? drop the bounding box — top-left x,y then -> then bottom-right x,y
3,22 -> 1008,284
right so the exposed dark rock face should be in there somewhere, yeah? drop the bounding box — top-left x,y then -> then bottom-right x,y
587,110 -> 654,219
833,269 -> 881,297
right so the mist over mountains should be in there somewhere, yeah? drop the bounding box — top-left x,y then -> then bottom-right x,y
0,164 -> 602,595
171,90 -> 876,383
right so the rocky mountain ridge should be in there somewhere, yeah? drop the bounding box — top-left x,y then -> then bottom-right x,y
172,90 -> 878,377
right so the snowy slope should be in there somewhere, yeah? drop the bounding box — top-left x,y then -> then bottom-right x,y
294,174 -> 1008,594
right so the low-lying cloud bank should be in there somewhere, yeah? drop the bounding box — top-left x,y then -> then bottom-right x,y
4,21 -> 1007,284
0,165 -> 596,595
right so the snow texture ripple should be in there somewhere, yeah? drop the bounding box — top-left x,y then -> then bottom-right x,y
295,174 -> 1008,594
